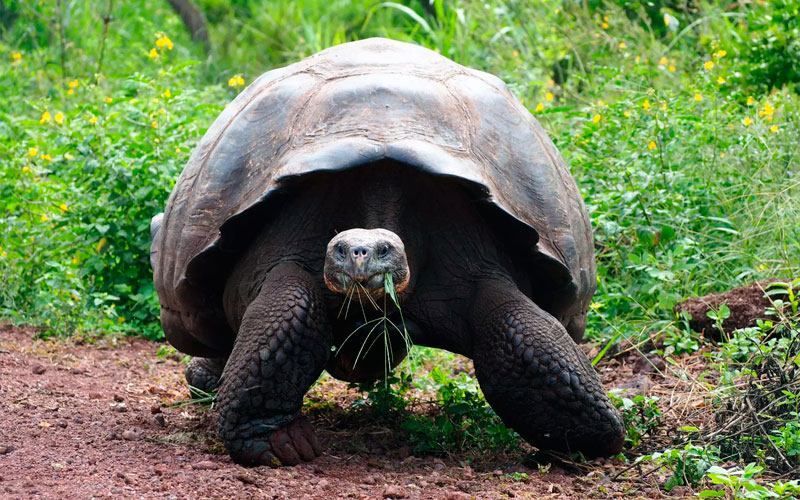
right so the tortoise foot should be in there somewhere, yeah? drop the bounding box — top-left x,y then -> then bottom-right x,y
184,357 -> 226,397
225,416 -> 322,467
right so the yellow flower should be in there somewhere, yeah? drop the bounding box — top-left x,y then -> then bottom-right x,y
717,77 -> 726,84
720,152 -> 725,158
41,153 -> 52,162
11,52 -> 22,65
151,121 -> 158,128
64,153 -> 73,160
96,237 -> 108,253
704,60 -> 714,71
148,48 -> 159,59
40,111 -> 51,124
635,56 -> 641,63
623,110 -> 632,118
770,125 -> 779,133
155,36 -> 173,50
28,147 -> 38,157
601,22 -> 609,29
545,92 -> 554,102
660,102 -> 667,111
72,256 -> 79,265
603,15 -> 609,22
663,14 -> 670,26
695,93 -> 703,102
162,89 -> 171,98
746,96 -> 755,105
511,50 -> 519,58
228,75 -> 245,87
715,49 -> 727,58
22,166 -> 31,173
67,89 -> 74,95
658,57 -> 668,66
618,41 -> 627,49
54,112 -> 64,124
592,114 -> 601,124
159,108 -> 166,114
68,79 -> 80,89
535,102 -> 544,112
597,100 -> 604,106
105,97 -> 113,104
40,214 -> 48,222
88,116 -> 98,125
59,203 -> 69,212
759,101 -> 774,117
642,99 -> 651,111
647,141 -> 657,150
668,65 -> 675,72
743,117 -> 752,126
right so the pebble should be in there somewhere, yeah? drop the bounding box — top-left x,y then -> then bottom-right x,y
382,485 -> 407,499
150,405 -> 162,414
154,414 -> 166,427
193,460 -> 219,470
121,430 -> 138,441
0,445 -> 14,455
445,492 -> 468,500
31,364 -> 46,375
236,472 -> 257,485
113,395 -> 125,402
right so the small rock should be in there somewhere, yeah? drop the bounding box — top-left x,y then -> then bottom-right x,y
616,374 -> 653,397
0,445 -> 14,455
150,405 -> 162,414
73,416 -> 84,424
107,431 -> 120,441
89,392 -> 104,400
363,475 -> 377,485
236,472 -> 257,485
121,430 -> 138,441
445,492 -> 468,500
112,403 -> 128,413
317,479 -> 330,489
113,395 -> 125,402
382,485 -> 407,499
32,364 -> 46,375
193,460 -> 219,471
633,354 -> 666,375
548,484 -> 561,494
154,414 -> 166,427
432,458 -> 445,471
56,420 -> 68,428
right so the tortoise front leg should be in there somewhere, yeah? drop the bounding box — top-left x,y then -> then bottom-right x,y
216,263 -> 331,466
469,280 -> 624,457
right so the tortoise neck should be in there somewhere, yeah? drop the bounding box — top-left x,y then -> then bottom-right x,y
358,167 -> 406,233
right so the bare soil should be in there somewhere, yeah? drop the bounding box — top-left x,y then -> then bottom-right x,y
674,279 -> 798,336
0,323 -> 700,500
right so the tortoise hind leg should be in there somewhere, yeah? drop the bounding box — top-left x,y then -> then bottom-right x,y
469,280 -> 624,457
185,357 -> 226,397
216,263 -> 332,466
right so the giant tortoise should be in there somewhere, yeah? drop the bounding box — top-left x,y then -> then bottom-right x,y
150,38 -> 625,466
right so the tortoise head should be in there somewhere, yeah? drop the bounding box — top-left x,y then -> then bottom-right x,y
324,228 -> 410,300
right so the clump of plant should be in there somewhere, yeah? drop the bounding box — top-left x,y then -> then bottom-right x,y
402,367 -> 520,455
609,392 -> 663,450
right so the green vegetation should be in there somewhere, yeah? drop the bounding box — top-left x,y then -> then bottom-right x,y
1,0 -> 798,495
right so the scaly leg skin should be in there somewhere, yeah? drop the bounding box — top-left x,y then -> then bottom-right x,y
185,357 -> 227,396
470,281 -> 625,457
215,263 -> 331,466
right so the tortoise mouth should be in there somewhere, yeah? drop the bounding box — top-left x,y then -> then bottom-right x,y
324,270 -> 410,298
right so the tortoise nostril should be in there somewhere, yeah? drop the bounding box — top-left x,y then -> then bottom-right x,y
352,247 -> 369,259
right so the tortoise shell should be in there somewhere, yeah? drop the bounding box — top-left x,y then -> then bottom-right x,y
151,38 -> 595,357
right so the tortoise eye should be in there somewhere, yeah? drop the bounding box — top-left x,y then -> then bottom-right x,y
376,244 -> 390,258
334,243 -> 346,259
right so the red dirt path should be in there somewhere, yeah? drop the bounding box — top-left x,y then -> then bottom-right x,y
0,323 -> 688,500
